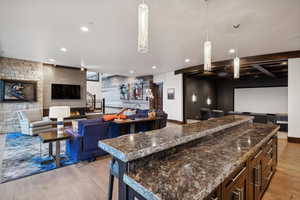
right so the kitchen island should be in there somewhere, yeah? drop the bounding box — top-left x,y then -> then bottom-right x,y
98,115 -> 279,200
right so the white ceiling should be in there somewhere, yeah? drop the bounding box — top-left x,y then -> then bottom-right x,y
0,0 -> 300,76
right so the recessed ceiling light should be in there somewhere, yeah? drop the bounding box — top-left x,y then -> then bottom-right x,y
229,49 -> 235,54
80,67 -> 85,71
80,26 -> 89,32
152,65 -> 157,69
129,70 -> 135,74
185,59 -> 190,63
60,47 -> 67,52
281,61 -> 287,65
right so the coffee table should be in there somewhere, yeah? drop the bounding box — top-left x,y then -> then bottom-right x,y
38,131 -> 71,167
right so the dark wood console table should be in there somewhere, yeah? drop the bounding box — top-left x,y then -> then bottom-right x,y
39,131 -> 71,167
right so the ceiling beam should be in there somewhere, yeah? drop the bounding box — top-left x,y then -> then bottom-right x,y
252,64 -> 276,78
175,50 -> 300,75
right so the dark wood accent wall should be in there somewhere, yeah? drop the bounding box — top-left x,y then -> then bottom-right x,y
216,77 -> 288,113
184,76 -> 217,119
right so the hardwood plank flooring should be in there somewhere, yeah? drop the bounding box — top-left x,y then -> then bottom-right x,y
0,129 -> 299,200
262,139 -> 300,200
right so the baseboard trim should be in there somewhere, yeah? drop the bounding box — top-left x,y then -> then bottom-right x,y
167,119 -> 184,124
288,137 -> 300,143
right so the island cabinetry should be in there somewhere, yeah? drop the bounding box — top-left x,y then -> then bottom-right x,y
249,150 -> 264,200
262,136 -> 277,192
206,136 -> 278,200
248,136 -> 277,200
204,186 -> 221,200
223,162 -> 249,200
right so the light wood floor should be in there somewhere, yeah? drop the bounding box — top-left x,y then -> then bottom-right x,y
0,132 -> 299,200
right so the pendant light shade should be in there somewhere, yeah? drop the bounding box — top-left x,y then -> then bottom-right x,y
234,56 -> 240,79
203,0 -> 212,72
204,40 -> 212,71
138,2 -> 149,53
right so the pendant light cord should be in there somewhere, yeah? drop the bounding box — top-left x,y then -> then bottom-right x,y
205,0 -> 209,41
233,24 -> 240,57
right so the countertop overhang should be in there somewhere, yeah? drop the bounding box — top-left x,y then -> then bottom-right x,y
98,115 -> 254,162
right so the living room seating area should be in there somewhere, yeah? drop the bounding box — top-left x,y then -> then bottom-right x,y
65,109 -> 168,162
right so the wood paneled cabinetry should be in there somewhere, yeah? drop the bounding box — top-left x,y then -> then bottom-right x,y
207,135 -> 277,200
249,136 -> 277,200
223,163 -> 248,200
249,150 -> 264,200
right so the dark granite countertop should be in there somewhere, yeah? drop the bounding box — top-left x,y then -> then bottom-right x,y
124,123 -> 279,200
98,115 -> 254,162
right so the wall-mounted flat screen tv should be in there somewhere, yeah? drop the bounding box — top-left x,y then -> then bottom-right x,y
51,84 -> 81,99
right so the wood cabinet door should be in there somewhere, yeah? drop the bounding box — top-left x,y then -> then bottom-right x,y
249,150 -> 264,200
223,165 -> 248,200
262,136 -> 277,191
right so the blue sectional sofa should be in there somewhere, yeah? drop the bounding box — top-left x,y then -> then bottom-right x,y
65,119 -> 120,162
65,109 -> 168,162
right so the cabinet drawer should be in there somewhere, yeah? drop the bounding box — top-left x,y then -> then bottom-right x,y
223,163 -> 248,200
223,163 -> 247,189
263,138 -> 274,155
262,161 -> 273,191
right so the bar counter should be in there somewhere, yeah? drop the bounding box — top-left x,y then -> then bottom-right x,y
98,115 -> 254,162
98,115 -> 279,200
124,123 -> 279,200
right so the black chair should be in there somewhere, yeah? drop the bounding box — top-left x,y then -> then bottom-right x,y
156,109 -> 168,129
212,110 -> 224,118
252,113 -> 268,124
276,114 -> 288,131
227,111 -> 243,115
242,112 -> 251,115
266,114 -> 277,124
200,108 -> 212,120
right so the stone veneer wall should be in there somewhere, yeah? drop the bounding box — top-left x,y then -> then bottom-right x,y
0,57 -> 43,133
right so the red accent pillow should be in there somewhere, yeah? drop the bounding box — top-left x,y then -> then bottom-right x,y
103,114 -> 127,121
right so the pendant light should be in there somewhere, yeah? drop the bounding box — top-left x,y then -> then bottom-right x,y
233,24 -> 240,79
234,56 -> 240,79
80,58 -> 85,71
138,0 -> 149,53
204,0 -> 212,71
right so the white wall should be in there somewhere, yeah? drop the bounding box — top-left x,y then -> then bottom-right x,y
288,58 -> 300,138
154,72 -> 183,122
234,87 -> 288,114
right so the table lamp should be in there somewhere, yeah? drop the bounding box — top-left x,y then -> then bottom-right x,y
49,106 -> 70,135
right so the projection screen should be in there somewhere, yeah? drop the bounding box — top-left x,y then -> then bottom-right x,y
234,87 -> 288,114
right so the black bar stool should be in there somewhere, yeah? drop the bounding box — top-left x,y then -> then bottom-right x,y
107,158 -> 119,200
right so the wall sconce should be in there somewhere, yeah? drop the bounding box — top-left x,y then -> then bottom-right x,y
192,93 -> 197,103
206,97 -> 212,106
